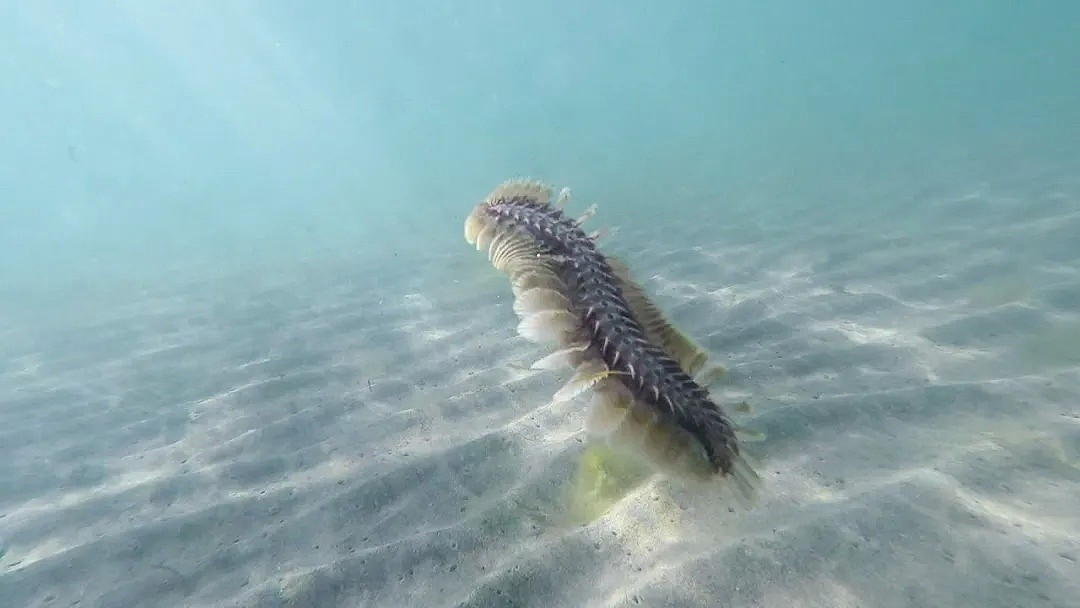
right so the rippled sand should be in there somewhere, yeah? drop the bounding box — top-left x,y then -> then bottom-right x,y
2,185 -> 1079,607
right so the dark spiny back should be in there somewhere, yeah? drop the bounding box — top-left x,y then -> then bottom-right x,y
484,197 -> 738,474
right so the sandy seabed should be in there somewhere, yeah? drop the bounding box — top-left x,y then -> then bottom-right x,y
2,184 -> 1079,608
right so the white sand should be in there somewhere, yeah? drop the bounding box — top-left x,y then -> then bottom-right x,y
2,189 -> 1079,607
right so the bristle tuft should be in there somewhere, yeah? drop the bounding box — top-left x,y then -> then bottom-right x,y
517,310 -> 578,344
486,178 -> 553,205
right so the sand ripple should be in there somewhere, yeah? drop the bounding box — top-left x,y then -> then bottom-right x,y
2,185 -> 1079,607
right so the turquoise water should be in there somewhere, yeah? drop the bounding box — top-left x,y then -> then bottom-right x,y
4,2 -> 1078,289
2,2 -> 1079,607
